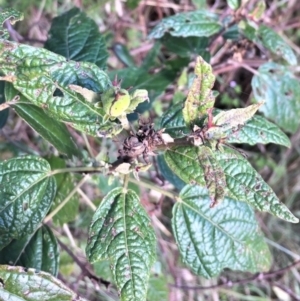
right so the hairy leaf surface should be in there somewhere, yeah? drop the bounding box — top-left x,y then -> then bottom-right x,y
5,83 -> 81,157
165,146 -> 206,186
44,7 -> 108,68
197,146 -> 226,206
86,188 -> 156,301
0,265 -> 87,301
182,56 -> 215,127
216,150 -> 298,223
160,102 -> 189,138
157,155 -> 186,190
149,10 -> 222,39
162,105 -> 290,146
0,225 -> 59,276
0,156 -> 56,239
257,25 -> 297,66
172,185 -> 271,278
252,62 -> 300,133
0,39 -> 120,137
226,114 -> 290,147
213,102 -> 263,131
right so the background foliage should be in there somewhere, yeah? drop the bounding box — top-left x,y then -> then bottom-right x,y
0,1 -> 300,301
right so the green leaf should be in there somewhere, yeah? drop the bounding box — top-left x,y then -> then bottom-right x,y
182,56 -> 215,127
252,62 -> 300,133
165,145 -> 226,206
165,146 -> 206,187
227,0 -> 240,10
213,102 -> 263,131
0,225 -> 59,276
86,188 -> 156,301
47,157 -> 79,226
140,42 -> 161,70
147,273 -> 169,301
44,7 -> 108,68
248,0 -> 266,21
113,43 -> 136,68
5,83 -> 81,157
161,34 -> 210,60
160,102 -> 189,138
0,156 -> 56,239
0,82 -> 8,129
148,10 -> 222,39
257,25 -> 297,65
240,22 -> 297,65
110,62 -> 181,118
197,146 -> 226,207
157,155 -> 185,190
0,8 -> 23,39
0,39 -> 119,137
173,185 -> 271,278
125,0 -> 142,9
0,265 -> 88,301
226,114 -> 291,147
166,146 -> 298,222
215,150 -> 299,223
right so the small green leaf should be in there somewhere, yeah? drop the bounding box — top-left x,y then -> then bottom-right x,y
0,225 -> 59,276
0,156 -> 56,239
0,265 -> 88,300
47,157 -> 79,226
257,25 -> 297,66
44,7 -> 108,68
0,81 -> 9,129
0,8 -> 23,39
252,62 -> 300,133
226,114 -> 291,147
86,188 -> 156,301
113,43 -> 136,68
161,34 -> 210,59
157,155 -> 185,190
147,273 -> 169,301
216,150 -> 299,223
165,146 -> 206,187
182,56 -> 215,127
5,83 -> 81,157
160,102 -> 189,138
148,10 -> 222,39
227,0 -> 240,10
173,185 -> 271,278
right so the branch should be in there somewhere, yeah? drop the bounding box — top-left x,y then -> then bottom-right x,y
56,236 -> 111,288
169,260 -> 300,290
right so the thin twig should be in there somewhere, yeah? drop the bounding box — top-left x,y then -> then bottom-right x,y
129,176 -> 180,200
44,174 -> 90,223
273,282 -> 300,301
56,236 -> 111,288
77,188 -> 97,211
169,260 -> 300,290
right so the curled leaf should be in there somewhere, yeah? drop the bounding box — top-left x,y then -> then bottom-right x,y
213,102 -> 264,131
